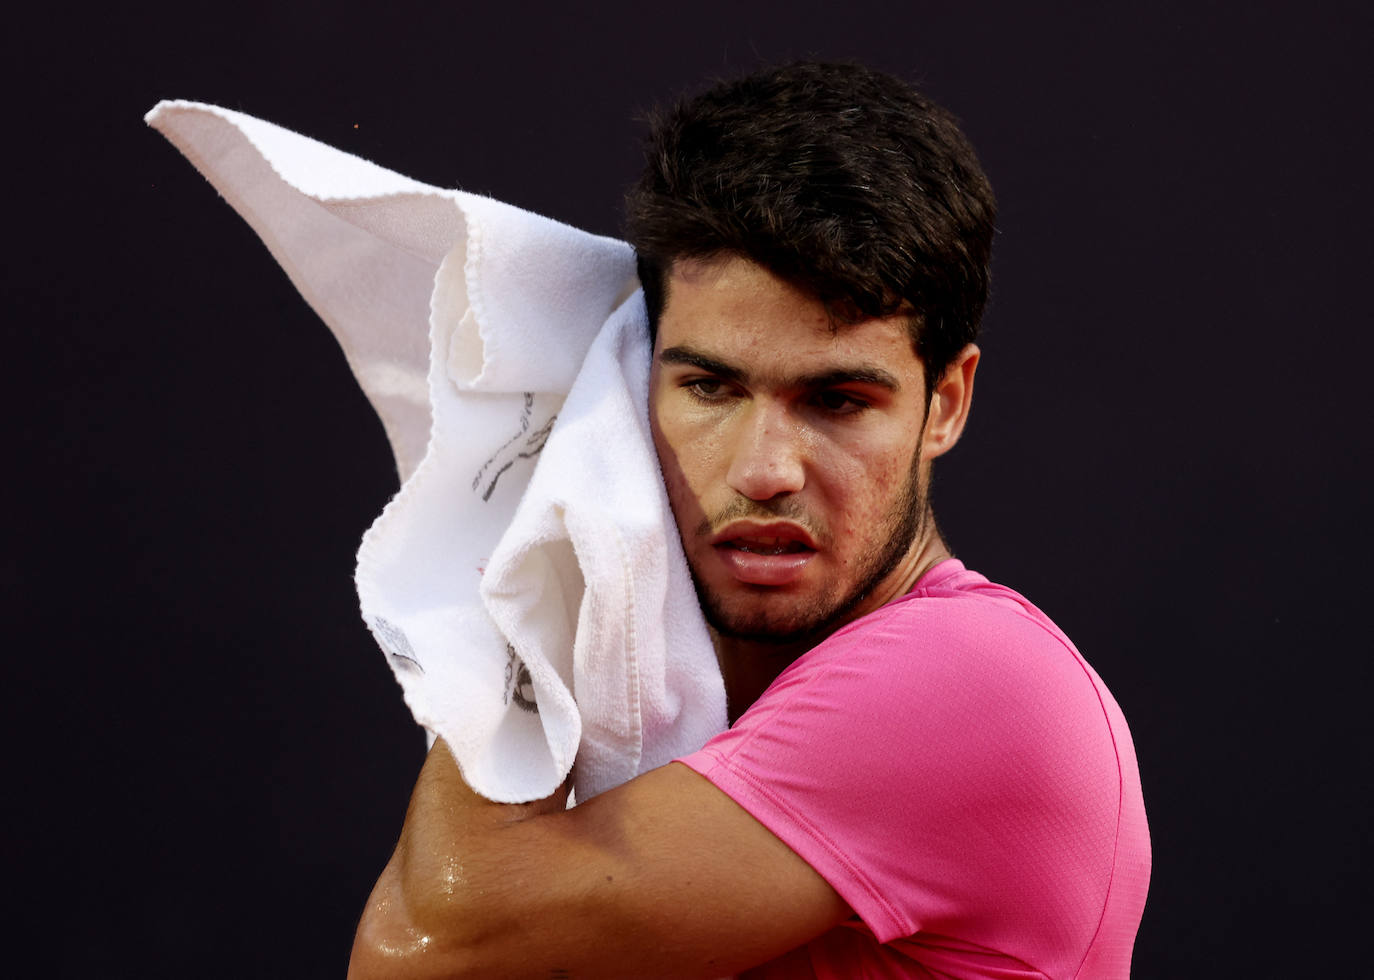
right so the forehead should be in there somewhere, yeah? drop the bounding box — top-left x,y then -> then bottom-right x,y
656,256 -> 922,382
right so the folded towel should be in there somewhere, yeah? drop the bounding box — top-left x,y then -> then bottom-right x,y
147,101 -> 727,803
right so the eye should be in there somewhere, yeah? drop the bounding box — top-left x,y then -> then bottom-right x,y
813,390 -> 869,415
684,378 -> 731,401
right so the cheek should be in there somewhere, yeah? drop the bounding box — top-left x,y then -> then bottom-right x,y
652,402 -> 725,497
650,405 -> 716,521
821,445 -> 912,535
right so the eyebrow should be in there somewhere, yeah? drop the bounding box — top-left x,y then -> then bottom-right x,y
658,345 -> 746,383
658,344 -> 903,392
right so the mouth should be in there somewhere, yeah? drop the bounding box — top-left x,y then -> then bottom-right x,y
722,536 -> 814,556
710,520 -> 819,550
709,523 -> 819,586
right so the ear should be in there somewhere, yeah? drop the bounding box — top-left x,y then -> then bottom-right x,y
921,344 -> 979,461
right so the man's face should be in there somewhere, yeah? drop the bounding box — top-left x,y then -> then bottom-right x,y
649,256 -> 934,644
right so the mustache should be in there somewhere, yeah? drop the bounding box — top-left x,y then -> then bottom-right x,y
694,496 -> 827,545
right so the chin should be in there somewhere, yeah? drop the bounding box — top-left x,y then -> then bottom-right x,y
699,587 -> 845,647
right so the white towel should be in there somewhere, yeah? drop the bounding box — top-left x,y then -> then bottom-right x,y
147,101 -> 727,803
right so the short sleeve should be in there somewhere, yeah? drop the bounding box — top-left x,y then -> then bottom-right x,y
677,591 -> 1127,976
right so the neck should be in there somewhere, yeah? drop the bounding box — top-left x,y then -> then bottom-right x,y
714,511 -> 951,722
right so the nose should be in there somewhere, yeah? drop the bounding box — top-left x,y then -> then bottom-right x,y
725,401 -> 806,501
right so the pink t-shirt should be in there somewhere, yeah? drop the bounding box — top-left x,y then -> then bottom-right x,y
678,560 -> 1150,979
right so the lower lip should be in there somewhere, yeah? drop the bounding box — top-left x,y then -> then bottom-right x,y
713,544 -> 815,586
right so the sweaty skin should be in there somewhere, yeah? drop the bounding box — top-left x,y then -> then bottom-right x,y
649,256 -> 978,714
348,255 -> 980,978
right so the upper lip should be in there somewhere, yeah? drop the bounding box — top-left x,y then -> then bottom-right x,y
710,520 -> 819,551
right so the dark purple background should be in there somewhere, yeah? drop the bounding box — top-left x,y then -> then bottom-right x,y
8,2 -> 1370,976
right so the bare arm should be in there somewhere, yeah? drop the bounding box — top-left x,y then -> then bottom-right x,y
348,739 -> 851,979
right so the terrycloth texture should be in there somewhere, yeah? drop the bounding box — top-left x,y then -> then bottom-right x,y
147,101 -> 726,802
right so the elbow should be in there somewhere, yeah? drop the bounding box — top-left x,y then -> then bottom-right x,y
348,861 -> 483,980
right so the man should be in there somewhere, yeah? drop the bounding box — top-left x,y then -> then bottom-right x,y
349,62 -> 1150,979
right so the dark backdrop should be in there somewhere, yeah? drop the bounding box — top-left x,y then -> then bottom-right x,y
8,2 -> 1370,976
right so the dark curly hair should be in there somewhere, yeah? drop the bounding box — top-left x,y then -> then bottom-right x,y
625,61 -> 997,393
